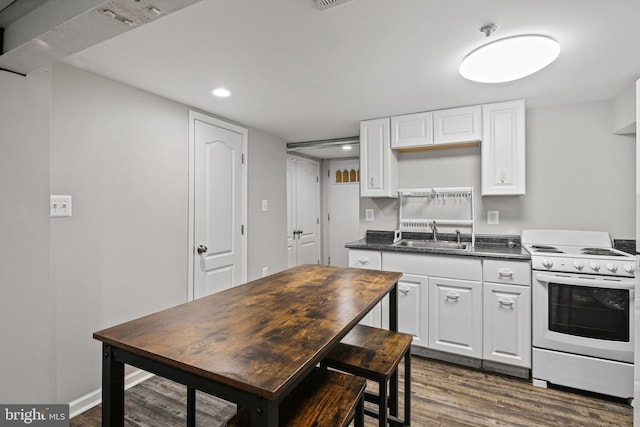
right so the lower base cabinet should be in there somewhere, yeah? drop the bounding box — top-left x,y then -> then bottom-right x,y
397,274 -> 428,347
483,282 -> 531,367
428,277 -> 483,358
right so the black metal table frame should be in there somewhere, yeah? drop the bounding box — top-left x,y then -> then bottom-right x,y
101,283 -> 398,427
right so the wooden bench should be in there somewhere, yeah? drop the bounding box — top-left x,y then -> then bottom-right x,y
322,324 -> 413,426
225,368 -> 366,427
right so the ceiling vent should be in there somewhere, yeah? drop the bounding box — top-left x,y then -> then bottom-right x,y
314,0 -> 352,10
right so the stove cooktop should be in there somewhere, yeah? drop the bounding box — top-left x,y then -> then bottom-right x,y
521,229 -> 635,277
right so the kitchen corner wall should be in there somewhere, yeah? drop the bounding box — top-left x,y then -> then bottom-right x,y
0,62 -> 288,406
360,100 -> 636,239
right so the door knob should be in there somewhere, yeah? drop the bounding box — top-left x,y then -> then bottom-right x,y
197,245 -> 208,254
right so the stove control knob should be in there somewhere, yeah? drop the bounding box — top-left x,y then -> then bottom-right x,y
573,260 -> 584,271
542,259 -> 553,269
623,263 -> 635,274
589,262 -> 600,272
605,262 -> 617,273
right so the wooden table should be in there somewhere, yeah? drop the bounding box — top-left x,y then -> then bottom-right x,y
94,264 -> 402,426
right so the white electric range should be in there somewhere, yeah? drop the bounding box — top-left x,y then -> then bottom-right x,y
522,229 -> 635,400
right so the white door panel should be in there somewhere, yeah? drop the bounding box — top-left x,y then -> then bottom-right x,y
287,156 -> 320,267
191,113 -> 247,299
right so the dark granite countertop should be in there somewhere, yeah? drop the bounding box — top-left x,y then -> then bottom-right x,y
346,230 -> 530,261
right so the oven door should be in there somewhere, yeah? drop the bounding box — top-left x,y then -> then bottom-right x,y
532,272 -> 634,363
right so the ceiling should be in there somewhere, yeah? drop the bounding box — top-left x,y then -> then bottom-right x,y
10,1 -> 640,154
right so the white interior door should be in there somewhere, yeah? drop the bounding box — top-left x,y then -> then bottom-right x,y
190,112 -> 247,299
287,156 -> 320,267
328,159 -> 360,267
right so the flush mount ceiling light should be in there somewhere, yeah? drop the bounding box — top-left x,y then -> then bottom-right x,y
341,144 -> 353,151
459,24 -> 560,83
211,87 -> 231,98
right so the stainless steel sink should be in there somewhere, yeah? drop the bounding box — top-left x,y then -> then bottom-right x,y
393,239 -> 468,250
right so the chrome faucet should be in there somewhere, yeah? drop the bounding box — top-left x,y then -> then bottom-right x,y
431,221 -> 438,241
456,229 -> 461,245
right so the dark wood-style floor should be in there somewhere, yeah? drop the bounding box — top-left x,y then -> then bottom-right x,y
71,355 -> 632,426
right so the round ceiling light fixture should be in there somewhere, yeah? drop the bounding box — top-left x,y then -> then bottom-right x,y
459,26 -> 560,83
211,87 -> 231,98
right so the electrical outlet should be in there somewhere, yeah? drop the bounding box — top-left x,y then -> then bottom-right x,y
262,267 -> 268,277
487,210 -> 499,225
50,195 -> 72,217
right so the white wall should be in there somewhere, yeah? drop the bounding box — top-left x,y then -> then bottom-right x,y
50,63 -> 191,403
246,127 -> 288,280
48,63 -> 289,404
0,69 -> 53,403
360,100 -> 636,239
0,62 -> 288,406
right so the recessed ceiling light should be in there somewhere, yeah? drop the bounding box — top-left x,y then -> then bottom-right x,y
211,88 -> 231,98
342,145 -> 353,151
460,32 -> 560,83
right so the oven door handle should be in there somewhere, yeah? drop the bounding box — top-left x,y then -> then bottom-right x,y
535,273 -> 634,289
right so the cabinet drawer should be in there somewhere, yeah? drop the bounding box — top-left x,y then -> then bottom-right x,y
483,260 -> 530,286
349,250 -> 381,270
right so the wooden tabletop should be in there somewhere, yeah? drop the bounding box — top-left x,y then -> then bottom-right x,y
94,264 -> 402,400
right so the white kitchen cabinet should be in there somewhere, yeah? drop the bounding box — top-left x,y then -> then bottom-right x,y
482,259 -> 531,368
348,249 -> 383,327
396,273 -> 428,347
390,112 -> 433,149
483,282 -> 531,368
433,105 -> 482,145
428,276 -> 483,358
481,99 -> 526,195
360,118 -> 398,198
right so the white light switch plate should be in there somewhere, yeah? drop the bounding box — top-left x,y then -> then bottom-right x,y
487,210 -> 499,225
50,195 -> 72,217
365,209 -> 374,222
261,199 -> 268,212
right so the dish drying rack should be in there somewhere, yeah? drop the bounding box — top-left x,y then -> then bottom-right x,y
397,186 -> 475,247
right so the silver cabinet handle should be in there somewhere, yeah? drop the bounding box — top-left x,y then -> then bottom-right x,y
498,297 -> 514,307
370,177 -> 375,187
197,245 -> 208,254
399,287 -> 410,295
446,292 -> 460,301
357,257 -> 370,265
498,268 -> 514,278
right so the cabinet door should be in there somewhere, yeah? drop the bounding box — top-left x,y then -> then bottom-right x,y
481,99 -> 526,195
390,112 -> 433,149
360,118 -> 397,197
348,250 -> 382,327
397,274 -> 428,347
433,105 -> 482,145
428,277 -> 482,358
483,282 -> 531,367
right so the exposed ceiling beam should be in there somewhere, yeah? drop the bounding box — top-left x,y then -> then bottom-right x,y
0,0 -> 202,75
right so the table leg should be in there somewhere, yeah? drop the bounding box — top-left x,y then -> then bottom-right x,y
102,343 -> 125,427
388,282 -> 399,420
389,282 -> 398,332
249,400 -> 279,426
187,387 -> 196,427
404,349 -> 411,425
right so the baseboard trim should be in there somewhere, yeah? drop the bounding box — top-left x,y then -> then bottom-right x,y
69,369 -> 154,418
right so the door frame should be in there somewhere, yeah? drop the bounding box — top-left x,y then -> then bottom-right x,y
187,111 -> 248,301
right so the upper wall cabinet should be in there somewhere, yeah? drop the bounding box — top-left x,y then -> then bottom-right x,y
481,100 -> 526,196
360,118 -> 398,198
433,105 -> 482,145
391,112 -> 433,149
